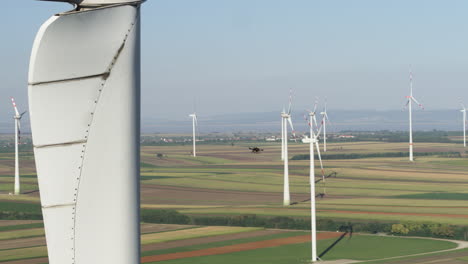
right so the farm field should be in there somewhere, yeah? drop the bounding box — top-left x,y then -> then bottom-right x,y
0,139 -> 467,262
138,141 -> 468,226
0,220 -> 460,264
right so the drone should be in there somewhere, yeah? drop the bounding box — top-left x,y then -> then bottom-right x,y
249,147 -> 264,153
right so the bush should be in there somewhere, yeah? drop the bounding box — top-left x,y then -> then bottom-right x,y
391,224 -> 409,235
141,209 -> 191,224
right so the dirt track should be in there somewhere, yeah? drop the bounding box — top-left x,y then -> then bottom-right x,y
141,232 -> 342,263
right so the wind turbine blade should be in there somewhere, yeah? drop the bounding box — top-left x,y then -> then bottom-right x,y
304,113 -> 311,128
411,97 -> 424,109
10,97 -> 20,116
28,2 -> 143,263
287,117 -> 297,139
409,67 -> 413,96
403,99 -> 410,110
20,111 -> 28,119
287,89 -> 293,114
316,119 -> 324,136
312,115 -> 320,133
313,97 -> 319,113
315,139 -> 325,178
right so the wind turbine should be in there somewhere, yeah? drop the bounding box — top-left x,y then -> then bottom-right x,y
280,90 -> 296,206
320,98 -> 330,152
305,104 -> 325,263
461,103 -> 467,147
10,97 -> 27,195
28,1 -> 143,263
189,113 -> 198,157
405,69 -> 424,162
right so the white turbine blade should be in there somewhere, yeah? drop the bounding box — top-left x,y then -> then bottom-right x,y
316,121 -> 323,136
320,113 -> 326,126
409,67 -> 414,96
28,2 -> 142,264
314,139 -> 325,178
287,116 -> 296,139
10,97 -> 20,116
304,113 -> 311,128
312,115 -> 320,133
287,88 -> 293,114
411,96 -> 424,109
312,96 -> 319,113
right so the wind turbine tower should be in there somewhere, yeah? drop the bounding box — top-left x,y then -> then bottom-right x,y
405,69 -> 424,162
280,91 -> 296,206
189,113 -> 198,157
461,103 -> 467,147
306,104 -> 325,263
10,97 -> 26,195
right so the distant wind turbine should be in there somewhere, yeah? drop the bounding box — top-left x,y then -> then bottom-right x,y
405,69 -> 424,162
10,97 -> 26,196
461,103 -> 467,147
281,89 -> 296,206
305,103 -> 325,263
189,113 -> 198,157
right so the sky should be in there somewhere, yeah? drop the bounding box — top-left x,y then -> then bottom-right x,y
1,0 -> 468,123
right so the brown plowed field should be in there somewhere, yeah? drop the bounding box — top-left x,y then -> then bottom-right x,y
141,185 -> 308,205
319,209 -> 468,218
0,237 -> 45,250
141,232 -> 342,263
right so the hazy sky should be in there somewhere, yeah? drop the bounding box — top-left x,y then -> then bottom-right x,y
1,0 -> 468,122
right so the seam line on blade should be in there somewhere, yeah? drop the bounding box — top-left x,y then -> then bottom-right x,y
34,140 -> 87,149
29,73 -> 109,86
42,203 -> 75,209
